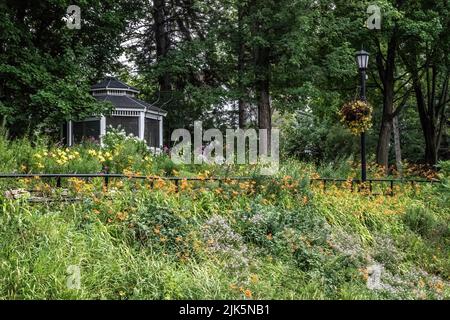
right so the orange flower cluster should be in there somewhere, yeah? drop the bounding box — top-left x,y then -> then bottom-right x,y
68,178 -> 93,194
280,175 -> 298,190
229,284 -> 253,299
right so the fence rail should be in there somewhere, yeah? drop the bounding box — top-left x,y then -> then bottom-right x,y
309,177 -> 438,195
0,173 -> 439,196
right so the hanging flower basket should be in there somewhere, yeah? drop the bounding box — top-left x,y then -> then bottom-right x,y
339,100 -> 373,135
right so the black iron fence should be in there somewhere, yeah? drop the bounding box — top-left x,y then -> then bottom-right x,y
0,172 -> 439,196
312,177 -> 440,196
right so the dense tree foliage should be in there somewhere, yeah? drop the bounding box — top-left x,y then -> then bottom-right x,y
0,0 -> 141,137
0,0 -> 448,167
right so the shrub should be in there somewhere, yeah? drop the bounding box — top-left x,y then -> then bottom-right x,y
237,201 -> 330,262
403,206 -> 438,239
130,203 -> 193,259
156,156 -> 180,176
102,126 -> 148,155
201,215 -> 249,277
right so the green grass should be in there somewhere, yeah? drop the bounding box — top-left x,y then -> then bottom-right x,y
0,132 -> 449,300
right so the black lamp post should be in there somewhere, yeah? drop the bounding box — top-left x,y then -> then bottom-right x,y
355,50 -> 369,182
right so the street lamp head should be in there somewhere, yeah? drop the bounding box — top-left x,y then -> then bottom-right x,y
355,50 -> 369,70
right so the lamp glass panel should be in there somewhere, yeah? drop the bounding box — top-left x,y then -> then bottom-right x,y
356,52 -> 369,69
357,55 -> 363,68
364,55 -> 369,68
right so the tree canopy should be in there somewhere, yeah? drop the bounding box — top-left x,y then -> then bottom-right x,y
0,0 -> 448,166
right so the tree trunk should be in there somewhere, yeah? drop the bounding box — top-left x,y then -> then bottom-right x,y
254,45 -> 271,154
237,2 -> 247,128
376,35 -> 397,172
257,79 -> 271,131
412,69 -> 445,166
376,118 -> 392,171
392,116 -> 403,177
255,46 -> 271,133
153,0 -> 171,92
401,40 -> 449,165
250,0 -> 271,136
238,99 -> 247,128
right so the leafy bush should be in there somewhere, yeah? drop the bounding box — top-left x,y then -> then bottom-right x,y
202,215 -> 249,277
403,206 -> 448,240
156,156 -> 180,176
281,112 -> 359,162
102,126 -> 148,154
237,201 -> 329,263
131,203 -> 193,259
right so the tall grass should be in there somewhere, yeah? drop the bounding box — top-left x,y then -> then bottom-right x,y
0,134 -> 448,299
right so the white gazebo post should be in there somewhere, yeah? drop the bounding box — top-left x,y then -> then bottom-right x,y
159,116 -> 163,148
139,111 -> 145,140
100,115 -> 106,145
68,120 -> 73,146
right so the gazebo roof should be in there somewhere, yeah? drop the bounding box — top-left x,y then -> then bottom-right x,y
94,95 -> 166,115
90,76 -> 167,116
91,76 -> 140,92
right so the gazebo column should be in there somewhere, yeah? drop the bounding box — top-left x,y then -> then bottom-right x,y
159,116 -> 163,148
68,120 -> 73,146
100,116 -> 106,145
139,111 -> 145,140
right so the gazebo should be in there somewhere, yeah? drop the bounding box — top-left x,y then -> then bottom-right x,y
65,77 -> 167,149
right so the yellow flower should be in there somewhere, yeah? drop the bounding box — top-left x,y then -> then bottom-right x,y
229,284 -> 238,290
116,212 -> 128,221
123,169 -> 134,176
